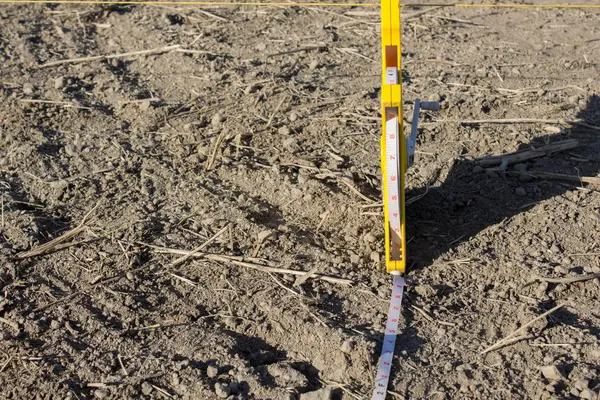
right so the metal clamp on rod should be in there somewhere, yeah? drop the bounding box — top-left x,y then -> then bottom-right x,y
407,99 -> 440,168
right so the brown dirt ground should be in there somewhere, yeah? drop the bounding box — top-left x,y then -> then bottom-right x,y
1,1 -> 600,399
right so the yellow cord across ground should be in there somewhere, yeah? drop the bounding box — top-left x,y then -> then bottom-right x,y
1,0 -> 600,9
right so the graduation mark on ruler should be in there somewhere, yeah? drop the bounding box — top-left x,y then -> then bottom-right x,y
372,0 -> 439,397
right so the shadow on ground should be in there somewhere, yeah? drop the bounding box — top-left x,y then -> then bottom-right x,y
407,94 -> 600,268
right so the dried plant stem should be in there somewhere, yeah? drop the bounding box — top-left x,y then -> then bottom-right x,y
140,242 -> 353,285
533,273 -> 600,284
16,202 -> 99,259
460,118 -> 600,132
39,45 -> 182,67
480,303 -> 564,355
479,140 -> 578,167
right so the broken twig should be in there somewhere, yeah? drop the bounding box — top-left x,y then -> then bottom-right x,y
509,171 -> 600,187
460,118 -> 600,132
480,303 -> 564,355
39,45 -> 182,68
140,242 -> 353,285
479,140 -> 578,167
16,202 -> 99,259
532,273 -> 600,284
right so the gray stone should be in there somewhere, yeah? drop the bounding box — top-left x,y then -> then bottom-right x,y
472,165 -> 485,174
228,381 -> 239,394
519,173 -> 534,183
513,163 -> 528,172
515,187 -> 527,197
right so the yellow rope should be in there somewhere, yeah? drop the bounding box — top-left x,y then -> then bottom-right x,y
1,0 -> 600,9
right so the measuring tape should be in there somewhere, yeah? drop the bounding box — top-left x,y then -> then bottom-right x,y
372,275 -> 405,400
372,0 -> 439,397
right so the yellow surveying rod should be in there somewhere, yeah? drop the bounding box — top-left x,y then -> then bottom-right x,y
380,0 -> 405,274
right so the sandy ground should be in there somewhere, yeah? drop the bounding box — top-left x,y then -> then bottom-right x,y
0,1 -> 599,399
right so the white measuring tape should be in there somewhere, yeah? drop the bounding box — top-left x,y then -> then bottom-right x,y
372,275 -> 405,400
372,98 -> 438,399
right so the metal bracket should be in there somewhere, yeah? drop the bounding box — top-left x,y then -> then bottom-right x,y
407,99 -> 440,169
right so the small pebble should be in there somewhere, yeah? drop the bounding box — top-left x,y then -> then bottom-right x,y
340,339 -> 356,354
370,251 -> 380,263
472,165 -> 485,174
282,137 -> 299,151
54,76 -> 67,90
513,163 -> 528,172
278,126 -> 291,135
22,83 -> 34,95
141,381 -> 153,395
515,187 -> 527,197
228,381 -> 239,394
539,365 -> 565,381
214,382 -> 231,399
579,389 -> 597,400
126,272 -> 135,281
257,230 -> 273,242
94,389 -> 110,399
415,284 -> 438,298
519,174 -> 534,183
308,60 -> 319,70
363,233 -> 377,243
207,364 -> 219,378
211,113 -> 223,127
554,266 -> 569,275
562,257 -> 573,266
300,387 -> 333,400
574,379 -> 590,390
